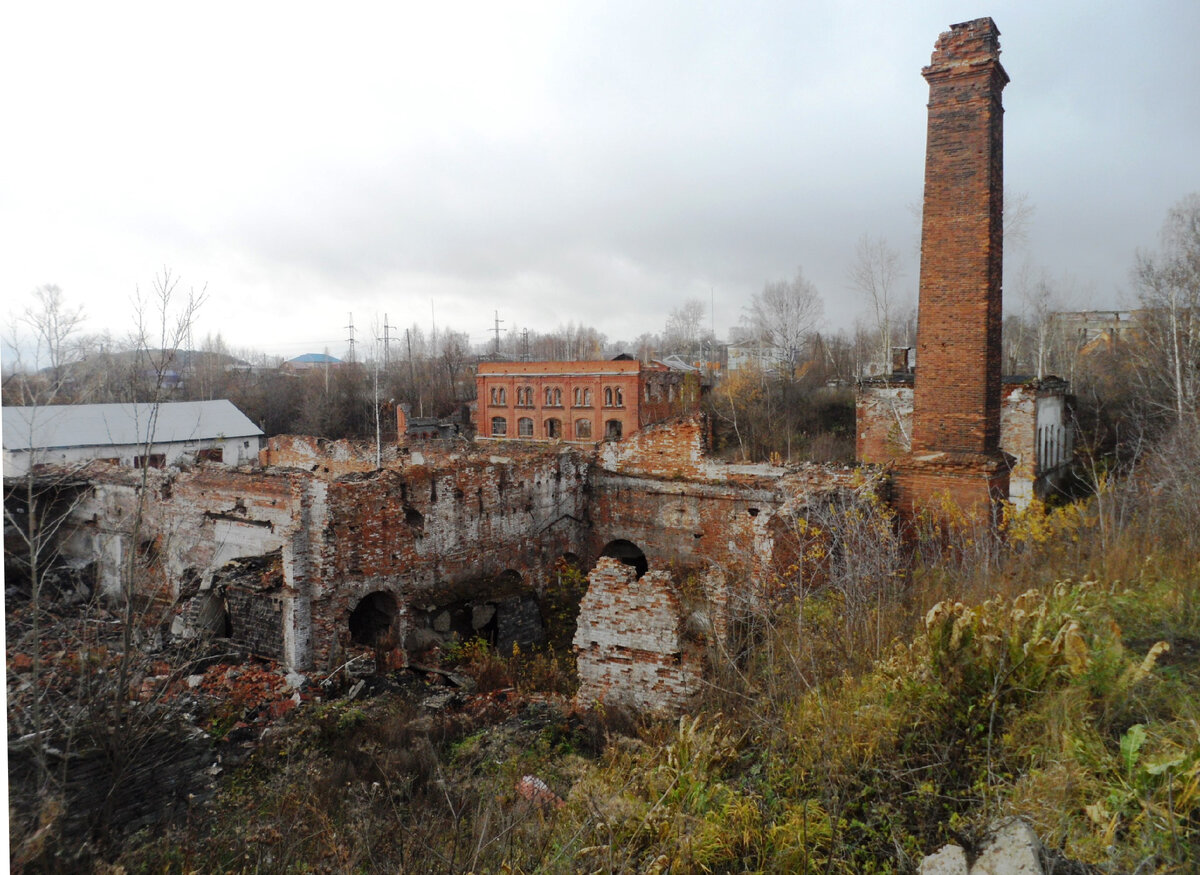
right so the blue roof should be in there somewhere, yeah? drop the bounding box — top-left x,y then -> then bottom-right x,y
289,353 -> 342,364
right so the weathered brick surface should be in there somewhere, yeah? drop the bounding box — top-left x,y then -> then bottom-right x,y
897,18 -> 1010,519
573,559 -> 702,713
595,413 -> 710,479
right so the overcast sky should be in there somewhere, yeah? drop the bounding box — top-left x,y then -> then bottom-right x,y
3,1 -> 1198,363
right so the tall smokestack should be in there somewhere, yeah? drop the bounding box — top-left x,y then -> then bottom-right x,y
894,18 -> 1011,521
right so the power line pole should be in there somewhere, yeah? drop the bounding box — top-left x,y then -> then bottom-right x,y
491,310 -> 506,356
521,328 -> 529,361
383,313 -> 392,368
345,312 -> 357,362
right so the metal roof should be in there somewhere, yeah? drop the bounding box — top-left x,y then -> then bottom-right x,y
288,353 -> 342,364
2,400 -> 263,452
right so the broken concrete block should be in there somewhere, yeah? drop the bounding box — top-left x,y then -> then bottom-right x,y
970,818 -> 1043,874
471,603 -> 496,629
432,611 -> 451,633
919,844 -> 968,875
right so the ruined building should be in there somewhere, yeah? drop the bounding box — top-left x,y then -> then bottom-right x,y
893,18 -> 1012,519
47,418 -> 866,714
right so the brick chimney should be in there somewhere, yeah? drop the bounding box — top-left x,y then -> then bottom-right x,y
893,18 -> 1011,521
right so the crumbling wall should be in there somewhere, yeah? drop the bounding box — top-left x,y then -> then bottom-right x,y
595,413 -> 709,479
259,434 -> 402,476
573,558 -> 702,713
303,448 -> 589,669
589,463 -> 864,583
856,381 -> 914,464
1000,383 -> 1038,506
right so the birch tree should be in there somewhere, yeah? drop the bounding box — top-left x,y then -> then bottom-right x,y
1134,194 -> 1200,424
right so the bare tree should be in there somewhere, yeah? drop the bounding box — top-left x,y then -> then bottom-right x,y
743,269 -> 824,373
663,299 -> 708,357
3,287 -> 89,798
847,235 -> 904,375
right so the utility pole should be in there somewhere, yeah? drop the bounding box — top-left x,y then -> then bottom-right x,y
491,310 -> 506,356
521,328 -> 529,362
345,312 -> 357,363
373,356 -> 382,470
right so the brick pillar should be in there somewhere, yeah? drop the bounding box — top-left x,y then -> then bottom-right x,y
894,18 -> 1011,522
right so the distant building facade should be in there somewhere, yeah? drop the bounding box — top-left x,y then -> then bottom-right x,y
474,358 -> 699,443
2,400 -> 264,477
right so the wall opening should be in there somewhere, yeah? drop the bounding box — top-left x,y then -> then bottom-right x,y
408,570 -> 544,656
349,591 -> 397,647
600,539 -> 648,578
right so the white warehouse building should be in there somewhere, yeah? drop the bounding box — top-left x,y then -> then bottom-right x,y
2,400 -> 264,478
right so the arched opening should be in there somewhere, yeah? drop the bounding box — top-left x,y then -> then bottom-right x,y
600,539 -> 648,578
545,418 -> 562,439
544,553 -> 587,653
349,591 -> 397,646
407,570 -> 543,655
605,419 -> 623,440
574,418 -> 592,439
518,417 -> 534,437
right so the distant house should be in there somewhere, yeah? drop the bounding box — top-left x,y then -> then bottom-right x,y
283,353 -> 344,371
2,400 -> 264,477
725,344 -> 789,373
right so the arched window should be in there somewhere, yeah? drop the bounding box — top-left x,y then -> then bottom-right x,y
573,387 -> 582,406
544,386 -> 553,406
583,388 -> 592,406
518,417 -> 534,437
491,417 -> 507,436
545,418 -> 562,439
574,418 -> 592,439
553,387 -> 562,406
497,387 -> 507,405
604,387 -> 613,407
490,387 -> 498,404
605,419 -> 623,440
615,387 -> 624,407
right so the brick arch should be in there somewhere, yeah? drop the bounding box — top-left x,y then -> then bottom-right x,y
349,590 -> 397,647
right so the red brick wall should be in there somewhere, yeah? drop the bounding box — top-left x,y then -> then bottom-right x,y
474,360 -> 681,443
475,360 -> 648,442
